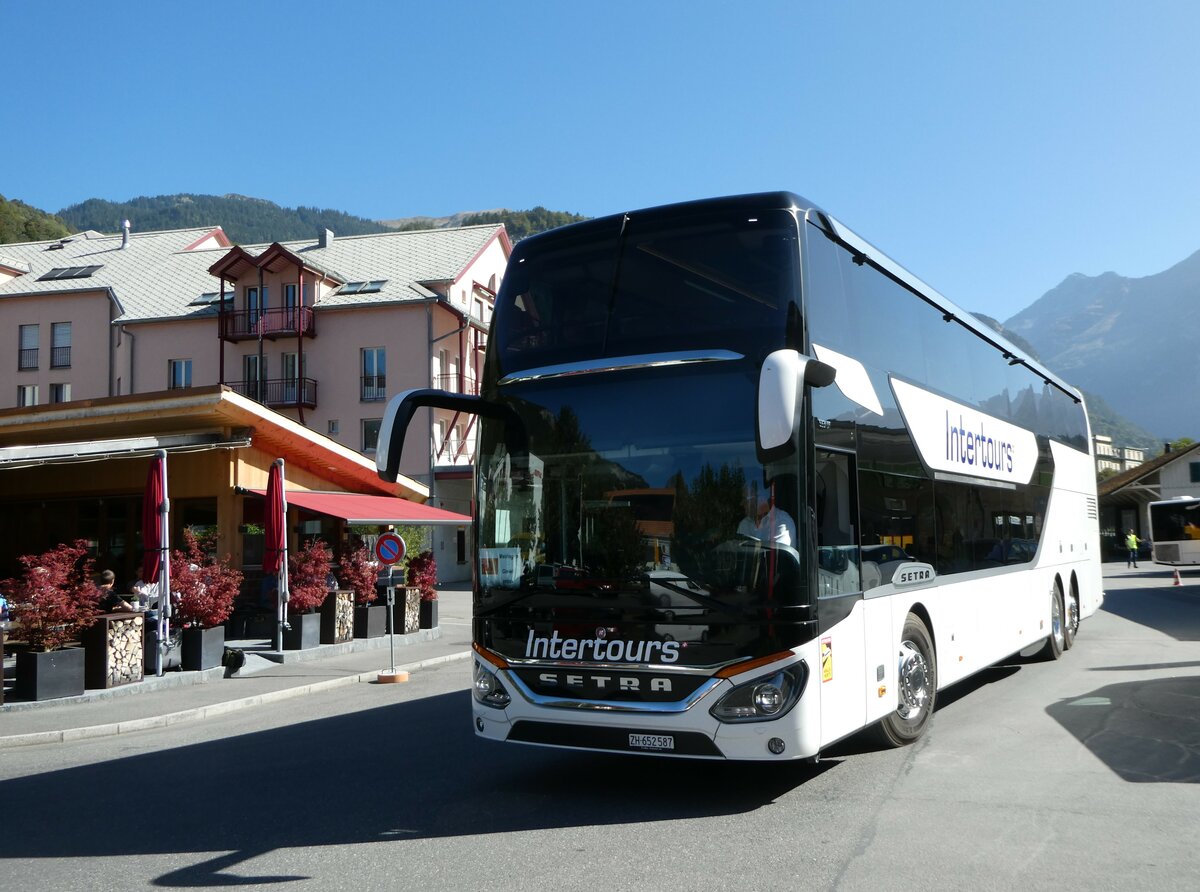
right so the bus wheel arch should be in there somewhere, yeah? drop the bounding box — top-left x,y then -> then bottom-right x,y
876,608 -> 937,748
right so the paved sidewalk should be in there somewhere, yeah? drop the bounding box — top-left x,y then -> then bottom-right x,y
0,588 -> 474,748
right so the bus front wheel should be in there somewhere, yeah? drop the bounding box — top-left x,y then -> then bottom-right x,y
877,614 -> 937,747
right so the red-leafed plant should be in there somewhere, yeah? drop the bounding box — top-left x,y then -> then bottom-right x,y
339,546 -> 379,605
289,538 -> 333,613
406,550 -> 438,602
170,529 -> 243,629
1,539 -> 99,651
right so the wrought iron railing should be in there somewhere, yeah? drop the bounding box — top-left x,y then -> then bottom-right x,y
229,376 -> 318,408
18,348 -> 38,370
432,372 -> 479,395
220,306 -> 315,340
50,346 -> 71,368
361,375 -> 386,402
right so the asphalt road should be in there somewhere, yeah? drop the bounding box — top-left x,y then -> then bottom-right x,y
0,565 -> 1196,891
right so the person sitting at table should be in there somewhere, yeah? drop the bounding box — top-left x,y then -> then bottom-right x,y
95,570 -> 133,612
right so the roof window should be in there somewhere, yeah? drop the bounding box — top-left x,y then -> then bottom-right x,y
338,280 -> 387,295
38,265 -> 103,281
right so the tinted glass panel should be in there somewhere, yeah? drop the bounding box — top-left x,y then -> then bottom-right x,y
494,211 -> 799,375
476,363 -> 811,668
804,222 -> 1088,453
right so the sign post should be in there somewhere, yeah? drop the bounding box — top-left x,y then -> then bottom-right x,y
374,532 -> 407,684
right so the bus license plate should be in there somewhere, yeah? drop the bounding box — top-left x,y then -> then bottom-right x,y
629,733 -> 674,751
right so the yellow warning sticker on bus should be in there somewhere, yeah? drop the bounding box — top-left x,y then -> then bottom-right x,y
820,637 -> 833,682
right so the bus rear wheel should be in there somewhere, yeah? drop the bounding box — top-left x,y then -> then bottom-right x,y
877,614 -> 937,747
1063,590 -> 1079,650
1040,583 -> 1066,661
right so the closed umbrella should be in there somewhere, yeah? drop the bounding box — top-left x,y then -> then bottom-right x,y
142,450 -> 171,676
263,458 -> 289,651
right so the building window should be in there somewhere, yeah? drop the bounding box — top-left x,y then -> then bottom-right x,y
361,347 -> 386,401
18,324 -> 38,370
50,322 -> 72,368
328,419 -> 340,436
243,354 -> 265,400
1190,462 -> 1200,484
168,359 -> 192,389
50,382 -> 71,404
17,384 -> 38,407
362,418 -> 382,453
281,352 -> 306,403
246,286 -> 264,324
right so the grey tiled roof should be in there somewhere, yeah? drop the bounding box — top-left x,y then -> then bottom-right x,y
0,223 -> 505,323
288,225 -> 503,310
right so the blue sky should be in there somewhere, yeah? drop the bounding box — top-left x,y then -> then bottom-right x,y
4,1 -> 1199,322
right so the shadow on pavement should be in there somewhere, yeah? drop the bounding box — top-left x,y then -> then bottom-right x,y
1101,586 -> 1200,642
0,690 -> 831,886
1046,676 -> 1200,784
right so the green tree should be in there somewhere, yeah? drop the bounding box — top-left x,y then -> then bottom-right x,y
0,194 -> 73,244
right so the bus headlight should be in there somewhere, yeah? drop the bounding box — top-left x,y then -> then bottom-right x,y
473,662 -> 511,709
710,665 -> 806,723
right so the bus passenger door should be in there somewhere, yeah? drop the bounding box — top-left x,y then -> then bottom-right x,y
815,450 -> 868,746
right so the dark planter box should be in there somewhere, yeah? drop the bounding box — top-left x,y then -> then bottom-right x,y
283,612 -> 321,650
15,647 -> 85,701
144,625 -> 182,674
354,604 -> 385,638
182,626 -> 226,671
419,599 -> 438,629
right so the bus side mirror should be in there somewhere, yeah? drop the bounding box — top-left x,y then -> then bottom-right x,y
757,350 -> 836,456
376,388 -> 525,483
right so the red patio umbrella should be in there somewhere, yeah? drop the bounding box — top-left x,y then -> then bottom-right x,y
263,458 -> 289,650
142,453 -> 165,584
142,450 -> 171,675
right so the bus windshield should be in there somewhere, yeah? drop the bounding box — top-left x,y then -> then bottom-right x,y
492,209 -> 800,376
476,210 -> 811,664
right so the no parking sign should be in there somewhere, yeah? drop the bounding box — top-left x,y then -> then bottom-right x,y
375,532 -> 406,565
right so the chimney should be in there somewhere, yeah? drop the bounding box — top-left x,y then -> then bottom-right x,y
1165,442 -> 1173,454
121,219 -> 131,249
319,229 -> 334,249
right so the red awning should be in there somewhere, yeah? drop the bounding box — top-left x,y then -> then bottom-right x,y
249,490 -> 470,526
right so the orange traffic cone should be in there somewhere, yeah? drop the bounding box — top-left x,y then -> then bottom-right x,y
1173,569 -> 1182,586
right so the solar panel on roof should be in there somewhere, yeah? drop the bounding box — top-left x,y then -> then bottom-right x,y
38,265 -> 103,281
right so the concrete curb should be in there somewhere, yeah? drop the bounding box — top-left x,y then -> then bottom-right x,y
0,649 -> 472,749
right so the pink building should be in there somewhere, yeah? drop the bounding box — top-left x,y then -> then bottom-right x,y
0,222 -> 510,581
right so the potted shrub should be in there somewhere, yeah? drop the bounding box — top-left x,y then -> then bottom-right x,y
171,529 -> 243,670
340,545 -> 383,639
407,550 -> 439,630
286,538 -> 332,649
1,540 -> 99,701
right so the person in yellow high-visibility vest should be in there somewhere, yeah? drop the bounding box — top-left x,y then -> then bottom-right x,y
1125,529 -> 1141,568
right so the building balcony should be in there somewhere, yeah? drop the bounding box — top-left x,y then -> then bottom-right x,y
50,346 -> 71,368
18,348 -> 38,370
229,377 -> 318,409
432,372 -> 479,395
221,307 -> 316,342
361,375 -> 387,402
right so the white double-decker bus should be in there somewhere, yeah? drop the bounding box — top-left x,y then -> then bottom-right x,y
1149,497 -> 1200,566
377,192 -> 1103,761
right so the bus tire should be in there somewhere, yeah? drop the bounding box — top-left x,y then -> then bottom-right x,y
1040,583 -> 1066,661
1063,589 -> 1079,650
877,613 -> 937,748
